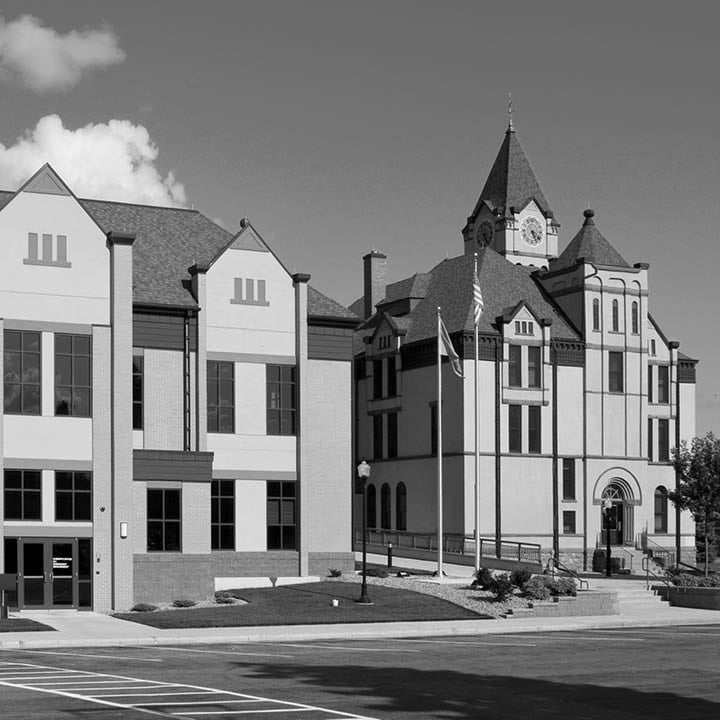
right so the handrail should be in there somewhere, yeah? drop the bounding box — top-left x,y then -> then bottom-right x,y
354,528 -> 542,564
642,556 -> 672,592
554,558 -> 589,591
640,534 -> 676,569
676,560 -> 702,575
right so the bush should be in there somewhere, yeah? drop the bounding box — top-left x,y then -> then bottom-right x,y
214,591 -> 235,604
172,598 -> 197,608
548,577 -> 577,596
328,568 -> 343,578
487,573 -> 514,601
472,566 -> 494,590
130,603 -> 157,612
366,567 -> 389,578
510,567 -> 533,588
523,576 -> 551,600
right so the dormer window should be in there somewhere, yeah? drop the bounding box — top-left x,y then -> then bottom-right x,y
231,278 -> 270,306
515,320 -> 534,336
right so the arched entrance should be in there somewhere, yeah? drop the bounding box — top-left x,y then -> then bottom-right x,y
601,482 -> 634,545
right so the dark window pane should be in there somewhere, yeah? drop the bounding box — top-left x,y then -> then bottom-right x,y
267,365 -> 280,382
56,493 -> 73,520
5,471 -> 22,488
165,491 -> 180,519
282,525 -> 296,549
56,355 -> 72,385
220,498 -> 234,523
267,499 -> 280,524
282,482 -> 296,498
55,387 -> 71,415
75,493 -> 91,521
218,362 -> 233,379
147,490 -> 163,517
22,385 -> 40,414
4,385 -> 21,413
75,472 -> 91,491
56,472 -> 73,490
220,525 -> 235,550
72,388 -> 91,416
24,492 -> 42,520
23,332 -> 40,351
56,334 -> 72,354
4,352 -> 21,382
268,482 -> 281,498
147,522 -> 164,551
73,335 -> 91,355
164,522 -> 181,551
4,492 -> 21,520
267,526 -> 281,550
73,356 -> 91,385
25,471 -> 41,489
4,331 -> 21,351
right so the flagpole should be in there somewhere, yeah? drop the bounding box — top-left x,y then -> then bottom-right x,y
474,254 -> 480,572
437,306 -> 444,578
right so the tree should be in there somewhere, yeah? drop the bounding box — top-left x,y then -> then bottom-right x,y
670,433 -> 720,577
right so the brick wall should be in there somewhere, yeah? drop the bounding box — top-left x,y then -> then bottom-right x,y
144,349 -> 184,450
182,482 -> 211,553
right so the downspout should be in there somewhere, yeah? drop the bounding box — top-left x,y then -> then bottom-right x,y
183,311 -> 191,451
495,337 -> 502,558
670,341 -> 680,564
552,341 -> 559,563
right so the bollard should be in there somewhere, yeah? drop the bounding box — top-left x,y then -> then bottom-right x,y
0,590 -> 7,620
387,542 -> 393,568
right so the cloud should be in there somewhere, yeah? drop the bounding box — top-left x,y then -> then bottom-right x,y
0,14 -> 125,91
0,115 -> 187,206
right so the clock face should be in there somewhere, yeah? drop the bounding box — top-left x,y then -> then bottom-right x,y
521,216 -> 544,247
475,220 -> 494,248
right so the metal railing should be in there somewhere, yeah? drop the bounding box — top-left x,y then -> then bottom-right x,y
638,532 -> 676,569
642,556 -> 672,592
355,528 -> 542,565
554,558 -> 589,591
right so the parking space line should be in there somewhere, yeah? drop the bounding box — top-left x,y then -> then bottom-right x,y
397,638 -> 537,647
269,643 -> 420,653
497,634 -> 645,642
141,645 -> 296,659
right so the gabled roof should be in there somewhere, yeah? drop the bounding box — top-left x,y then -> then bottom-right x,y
469,128 -> 553,221
307,286 -> 359,321
0,191 -> 13,212
380,273 -> 432,305
553,209 -> 630,270
403,247 -> 579,343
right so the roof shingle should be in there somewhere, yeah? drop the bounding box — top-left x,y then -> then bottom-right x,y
553,209 -> 630,270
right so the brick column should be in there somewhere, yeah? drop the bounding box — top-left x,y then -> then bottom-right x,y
107,231 -> 135,610
293,273 -> 310,576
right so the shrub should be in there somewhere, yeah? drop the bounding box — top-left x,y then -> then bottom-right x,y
366,567 -> 389,578
328,568 -> 343,578
214,591 -> 235,604
487,573 -> 514,601
523,576 -> 552,600
472,566 -> 494,590
510,567 -> 533,588
548,577 -> 577,596
172,598 -> 197,608
130,603 -> 157,612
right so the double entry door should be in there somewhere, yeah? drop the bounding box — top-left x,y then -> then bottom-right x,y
9,538 -> 92,609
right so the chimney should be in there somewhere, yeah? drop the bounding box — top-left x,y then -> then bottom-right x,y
363,251 -> 387,319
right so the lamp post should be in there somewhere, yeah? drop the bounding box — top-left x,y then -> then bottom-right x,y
602,498 -> 613,577
356,460 -> 373,605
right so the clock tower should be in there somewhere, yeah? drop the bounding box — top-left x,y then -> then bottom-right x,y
462,119 -> 559,269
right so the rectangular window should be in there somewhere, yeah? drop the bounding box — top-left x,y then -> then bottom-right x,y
211,480 -> 235,550
147,489 -> 181,551
4,330 -> 41,415
658,366 -> 669,404
563,511 -> 576,535
4,469 -> 41,520
132,356 -> 143,430
650,339 -> 656,356
55,471 -> 92,521
387,412 -> 398,458
562,459 -> 576,500
372,359 -> 383,399
592,299 -> 600,331
267,481 -> 296,550
387,356 -> 397,397
267,365 -> 296,435
373,414 -> 383,459
528,405 -> 541,454
608,351 -> 624,393
508,344 -> 521,387
509,405 -> 522,453
648,418 -> 653,461
430,404 -> 438,456
658,419 -> 670,462
207,360 -> 234,433
55,334 -> 92,416
648,365 -> 653,404
528,346 -> 541,388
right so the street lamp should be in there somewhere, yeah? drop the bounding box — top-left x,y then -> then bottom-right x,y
602,498 -> 613,577
356,460 -> 373,605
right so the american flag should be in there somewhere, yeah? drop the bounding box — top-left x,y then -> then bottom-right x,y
473,256 -> 484,326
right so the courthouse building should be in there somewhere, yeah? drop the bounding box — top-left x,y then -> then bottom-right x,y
353,123 -> 697,570
0,164 -> 356,611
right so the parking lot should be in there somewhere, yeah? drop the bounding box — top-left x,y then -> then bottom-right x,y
1,626 -> 720,719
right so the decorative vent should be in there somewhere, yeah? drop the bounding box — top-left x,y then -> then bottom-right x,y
23,232 -> 71,268
551,341 -> 585,367
231,278 -> 270,306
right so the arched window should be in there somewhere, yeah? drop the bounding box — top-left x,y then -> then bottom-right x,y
381,483 -> 391,530
612,299 -> 619,332
366,484 -> 377,528
631,301 -> 639,335
592,298 -> 600,331
654,486 -> 668,533
396,482 -> 407,531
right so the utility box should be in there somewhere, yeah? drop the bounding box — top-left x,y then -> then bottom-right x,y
0,574 -> 17,619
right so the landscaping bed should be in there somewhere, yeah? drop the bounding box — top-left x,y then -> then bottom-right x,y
0,618 -> 55,633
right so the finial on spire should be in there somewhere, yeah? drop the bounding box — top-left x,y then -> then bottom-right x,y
507,92 -> 514,132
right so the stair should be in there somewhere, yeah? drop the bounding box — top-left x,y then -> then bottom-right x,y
587,577 -> 668,616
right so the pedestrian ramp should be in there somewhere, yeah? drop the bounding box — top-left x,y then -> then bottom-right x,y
0,661 -> 377,719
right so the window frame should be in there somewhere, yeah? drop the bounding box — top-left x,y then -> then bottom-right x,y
266,481 -> 297,550
508,344 -> 521,387
380,483 -> 391,530
146,488 -> 182,552
211,479 -> 235,551
527,346 -> 541,389
562,510 -> 577,535
55,471 -> 92,522
132,355 -> 143,430
631,301 -> 639,334
207,360 -> 235,434
611,299 -> 619,332
654,486 -> 668,533
4,469 -> 42,521
508,404 -> 522,453
608,351 -> 624,393
55,333 -> 92,417
528,405 -> 541,454
592,298 -> 600,331
266,364 -> 296,436
4,330 -> 41,416
562,459 -> 576,501
658,365 -> 670,404
658,418 -> 670,462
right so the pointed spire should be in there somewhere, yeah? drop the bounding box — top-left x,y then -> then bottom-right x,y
553,209 -> 630,269
507,92 -> 514,132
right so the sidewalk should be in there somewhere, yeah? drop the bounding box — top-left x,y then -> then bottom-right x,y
2,554 -> 719,650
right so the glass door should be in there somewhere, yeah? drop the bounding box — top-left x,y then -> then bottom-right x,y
22,542 -> 46,606
51,542 -> 74,606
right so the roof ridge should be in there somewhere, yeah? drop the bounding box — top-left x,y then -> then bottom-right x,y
80,196 -> 200,214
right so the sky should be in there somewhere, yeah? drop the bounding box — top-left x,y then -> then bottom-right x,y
0,1 -> 718,436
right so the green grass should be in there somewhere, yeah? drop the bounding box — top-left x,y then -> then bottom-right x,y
0,618 -> 55,633
113,581 -> 490,629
